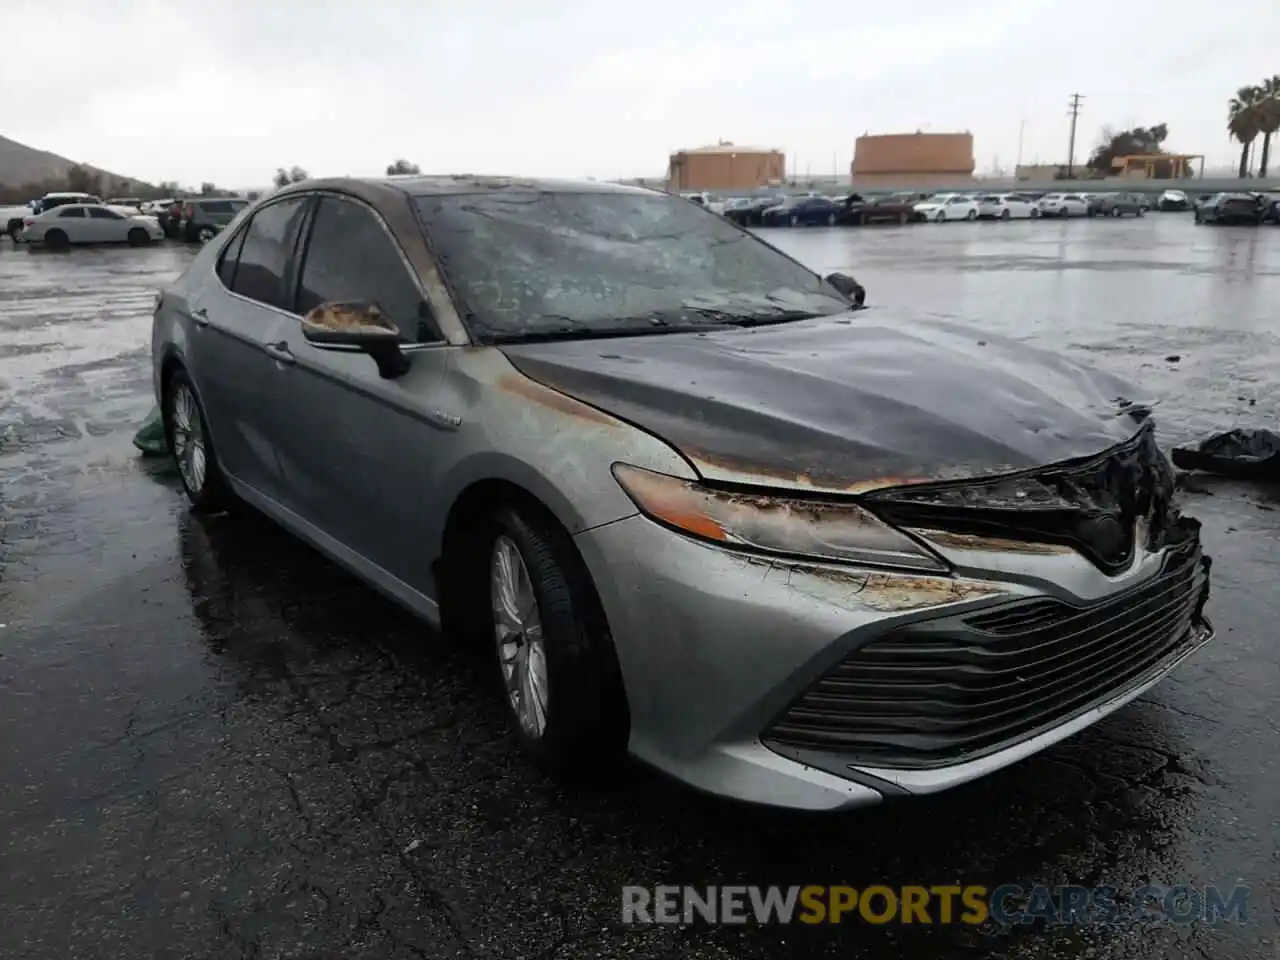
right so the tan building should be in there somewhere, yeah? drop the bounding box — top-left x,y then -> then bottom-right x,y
667,143 -> 786,192
851,132 -> 975,186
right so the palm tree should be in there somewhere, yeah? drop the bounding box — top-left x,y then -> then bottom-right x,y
1256,75 -> 1280,178
1229,85 -> 1263,178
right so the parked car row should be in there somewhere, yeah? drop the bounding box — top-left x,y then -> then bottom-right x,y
1192,192 -> 1280,226
710,189 -> 1159,227
1,191 -> 250,246
696,187 -> 1280,229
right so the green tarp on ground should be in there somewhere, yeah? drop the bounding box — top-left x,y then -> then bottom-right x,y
133,405 -> 168,456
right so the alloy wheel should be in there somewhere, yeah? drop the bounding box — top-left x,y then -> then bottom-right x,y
170,382 -> 208,495
491,535 -> 548,738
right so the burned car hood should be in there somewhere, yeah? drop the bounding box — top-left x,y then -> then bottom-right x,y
499,313 -> 1150,494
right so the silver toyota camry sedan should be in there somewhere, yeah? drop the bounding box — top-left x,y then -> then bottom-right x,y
151,176 -> 1213,811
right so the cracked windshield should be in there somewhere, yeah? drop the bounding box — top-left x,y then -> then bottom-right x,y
0,1 -> 1276,959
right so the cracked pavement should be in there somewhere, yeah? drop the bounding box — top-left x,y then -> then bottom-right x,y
1,217 -> 1278,959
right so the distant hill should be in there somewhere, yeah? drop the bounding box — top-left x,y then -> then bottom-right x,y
0,133 -> 146,192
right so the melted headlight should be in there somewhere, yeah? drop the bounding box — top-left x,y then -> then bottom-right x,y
611,464 -> 948,572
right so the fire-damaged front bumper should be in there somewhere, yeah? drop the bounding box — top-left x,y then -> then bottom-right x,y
573,428 -> 1214,811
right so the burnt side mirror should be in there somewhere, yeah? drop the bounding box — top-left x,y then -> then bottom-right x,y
824,272 -> 866,308
301,301 -> 411,379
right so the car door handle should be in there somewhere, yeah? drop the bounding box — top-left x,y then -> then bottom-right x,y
264,341 -> 295,365
190,306 -> 209,327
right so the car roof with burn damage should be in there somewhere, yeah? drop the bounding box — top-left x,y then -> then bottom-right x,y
269,175 -> 655,207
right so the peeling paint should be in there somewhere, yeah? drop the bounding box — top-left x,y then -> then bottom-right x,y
739,554 -> 1006,612
497,372 -> 621,427
908,528 -> 1077,556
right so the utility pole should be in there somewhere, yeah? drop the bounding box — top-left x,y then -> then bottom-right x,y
1066,93 -> 1084,178
1016,120 -> 1026,169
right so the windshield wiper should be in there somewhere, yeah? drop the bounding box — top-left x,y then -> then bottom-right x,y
678,306 -> 830,327
485,322 -> 723,345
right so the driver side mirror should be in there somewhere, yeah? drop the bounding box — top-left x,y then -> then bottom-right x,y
824,272 -> 866,308
301,301 -> 411,379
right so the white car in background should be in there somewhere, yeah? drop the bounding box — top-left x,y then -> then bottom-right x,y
1037,193 -> 1089,218
19,203 -> 165,248
914,193 -> 981,222
977,194 -> 1040,220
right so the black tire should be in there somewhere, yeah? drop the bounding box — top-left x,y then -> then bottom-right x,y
1000,209 -> 1011,220
475,504 -> 628,777
1030,207 -> 1040,218
826,212 -> 836,226
966,209 -> 977,220
789,214 -> 799,227
897,210 -> 906,225
1137,208 -> 1145,217
1112,207 -> 1123,218
162,368 -> 231,512
127,227 -> 150,246
45,228 -> 69,251
197,225 -> 216,243
6,218 -> 22,240
935,211 -> 945,222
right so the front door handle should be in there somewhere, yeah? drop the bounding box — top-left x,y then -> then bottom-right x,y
264,341 -> 295,366
190,306 -> 209,328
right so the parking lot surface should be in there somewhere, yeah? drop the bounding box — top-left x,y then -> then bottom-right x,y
1,216 -> 1277,960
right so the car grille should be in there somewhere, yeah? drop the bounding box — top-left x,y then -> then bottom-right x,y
763,542 -> 1210,769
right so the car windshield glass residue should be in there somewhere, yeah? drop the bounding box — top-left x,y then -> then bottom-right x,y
415,191 -> 852,342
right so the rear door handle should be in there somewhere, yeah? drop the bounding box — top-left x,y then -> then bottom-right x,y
190,306 -> 209,327
264,341 -> 295,366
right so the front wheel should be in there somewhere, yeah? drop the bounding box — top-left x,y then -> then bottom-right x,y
1112,207 -> 1123,218
789,215 -> 799,227
966,209 -> 977,221
127,227 -> 151,246
935,211 -> 946,222
163,369 -> 231,512
826,212 -> 836,226
197,225 -> 216,243
1030,208 -> 1040,218
1000,209 -> 1011,220
485,505 -> 627,776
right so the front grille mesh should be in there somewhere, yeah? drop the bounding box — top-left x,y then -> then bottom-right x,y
764,544 -> 1209,769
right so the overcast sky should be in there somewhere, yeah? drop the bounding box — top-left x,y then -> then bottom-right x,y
3,0 -> 1276,187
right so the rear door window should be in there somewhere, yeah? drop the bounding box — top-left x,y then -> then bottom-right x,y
228,198 -> 310,310
58,207 -> 85,218
88,207 -> 123,219
295,195 -> 430,341
217,223 -> 251,288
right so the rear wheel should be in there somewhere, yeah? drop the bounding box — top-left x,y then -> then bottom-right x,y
897,210 -> 906,225
789,215 -> 799,227
1030,208 -> 1040,218
1112,207 -> 1123,218
45,228 -> 69,250
826,212 -> 836,226
162,369 -> 231,512
127,227 -> 150,246
197,225 -> 216,243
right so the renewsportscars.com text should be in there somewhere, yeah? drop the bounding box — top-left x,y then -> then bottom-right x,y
621,884 -> 1250,926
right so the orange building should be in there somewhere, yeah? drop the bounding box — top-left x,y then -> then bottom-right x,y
851,132 -> 975,186
667,143 -> 786,192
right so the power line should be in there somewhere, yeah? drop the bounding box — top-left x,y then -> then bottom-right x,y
1066,93 -> 1084,177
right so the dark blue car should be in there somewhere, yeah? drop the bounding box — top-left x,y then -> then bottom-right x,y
759,196 -> 840,227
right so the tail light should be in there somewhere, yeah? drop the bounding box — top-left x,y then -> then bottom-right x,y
184,204 -> 194,219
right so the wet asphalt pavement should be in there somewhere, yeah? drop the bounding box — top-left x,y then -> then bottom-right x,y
1,216 -> 1278,959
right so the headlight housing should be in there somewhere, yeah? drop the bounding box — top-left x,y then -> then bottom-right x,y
611,464 -> 948,572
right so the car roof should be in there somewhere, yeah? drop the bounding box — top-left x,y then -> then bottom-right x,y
269,175 -> 656,206
43,191 -> 97,198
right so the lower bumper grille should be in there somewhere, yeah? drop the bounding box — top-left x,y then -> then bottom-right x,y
764,544 -> 1211,769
